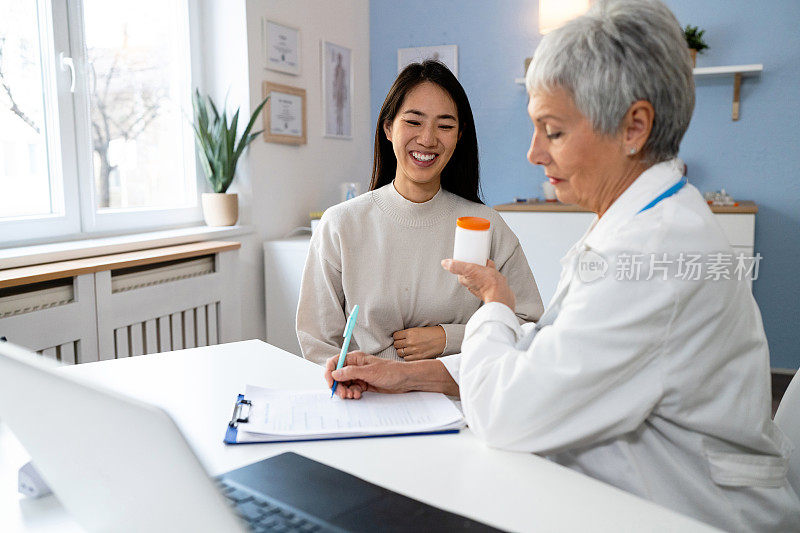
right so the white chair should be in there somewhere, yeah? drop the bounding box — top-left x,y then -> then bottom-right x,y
775,371 -> 800,493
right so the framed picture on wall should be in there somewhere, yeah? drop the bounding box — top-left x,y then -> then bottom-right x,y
263,19 -> 300,75
397,45 -> 458,77
321,40 -> 353,139
262,81 -> 307,145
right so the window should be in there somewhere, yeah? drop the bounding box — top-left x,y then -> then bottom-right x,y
0,0 -> 72,240
0,0 -> 199,246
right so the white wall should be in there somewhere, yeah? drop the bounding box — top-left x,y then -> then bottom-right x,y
200,0 -> 372,341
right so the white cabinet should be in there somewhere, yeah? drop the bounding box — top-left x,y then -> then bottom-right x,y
714,213 -> 755,253
499,210 -> 756,304
500,212 -> 594,304
263,236 -> 311,356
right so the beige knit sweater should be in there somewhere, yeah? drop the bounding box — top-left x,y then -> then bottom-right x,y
296,183 -> 544,365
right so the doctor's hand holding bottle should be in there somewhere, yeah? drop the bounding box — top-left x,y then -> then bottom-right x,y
439,259 -> 515,311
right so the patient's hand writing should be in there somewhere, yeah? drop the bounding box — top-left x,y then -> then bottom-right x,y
392,326 -> 446,361
441,259 -> 516,311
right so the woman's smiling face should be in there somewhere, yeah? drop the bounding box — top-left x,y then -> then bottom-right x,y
384,81 -> 460,192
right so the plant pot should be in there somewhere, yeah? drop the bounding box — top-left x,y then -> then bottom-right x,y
201,193 -> 239,226
689,48 -> 697,68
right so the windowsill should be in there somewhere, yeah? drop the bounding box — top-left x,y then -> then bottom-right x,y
0,225 -> 255,270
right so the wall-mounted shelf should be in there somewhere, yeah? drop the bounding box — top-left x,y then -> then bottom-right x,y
692,63 -> 763,78
693,64 -> 762,121
514,63 -> 763,121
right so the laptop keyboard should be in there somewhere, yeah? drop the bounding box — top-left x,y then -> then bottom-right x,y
217,478 -> 342,533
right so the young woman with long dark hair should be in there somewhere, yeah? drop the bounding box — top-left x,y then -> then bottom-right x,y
296,61 -> 543,365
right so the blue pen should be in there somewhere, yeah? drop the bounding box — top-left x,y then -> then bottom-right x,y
331,304 -> 359,397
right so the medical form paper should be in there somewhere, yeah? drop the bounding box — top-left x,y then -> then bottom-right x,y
233,385 -> 465,442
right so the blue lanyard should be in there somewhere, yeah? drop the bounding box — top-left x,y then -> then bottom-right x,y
637,177 -> 687,214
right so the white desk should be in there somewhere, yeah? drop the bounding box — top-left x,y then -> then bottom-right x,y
0,340 -> 717,532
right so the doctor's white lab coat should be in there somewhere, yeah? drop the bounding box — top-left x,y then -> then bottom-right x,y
441,160 -> 800,531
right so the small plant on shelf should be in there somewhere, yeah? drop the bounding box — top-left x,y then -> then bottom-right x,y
683,25 -> 709,67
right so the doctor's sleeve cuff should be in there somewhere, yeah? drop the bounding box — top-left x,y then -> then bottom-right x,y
439,323 -> 465,356
438,353 -> 461,385
464,302 -> 523,342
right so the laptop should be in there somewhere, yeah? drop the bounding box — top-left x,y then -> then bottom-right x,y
0,341 -> 502,532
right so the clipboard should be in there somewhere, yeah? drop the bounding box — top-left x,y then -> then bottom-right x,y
224,393 -> 464,445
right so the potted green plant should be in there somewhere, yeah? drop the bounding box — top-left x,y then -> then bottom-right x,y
683,25 -> 709,68
191,89 -> 269,226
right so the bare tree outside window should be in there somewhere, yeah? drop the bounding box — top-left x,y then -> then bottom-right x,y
0,37 -> 40,134
0,0 -> 51,219
88,31 -> 167,208
84,0 -> 195,211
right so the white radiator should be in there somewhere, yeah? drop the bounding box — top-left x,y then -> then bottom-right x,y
111,256 -> 215,293
0,246 -> 241,363
112,302 -> 220,358
0,280 -> 74,319
0,275 -> 97,364
96,251 -> 240,361
37,340 -> 81,364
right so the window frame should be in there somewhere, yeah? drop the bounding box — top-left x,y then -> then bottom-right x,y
0,0 -> 81,245
1,0 -> 205,248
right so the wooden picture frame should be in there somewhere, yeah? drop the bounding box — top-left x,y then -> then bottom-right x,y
262,19 -> 301,75
262,81 -> 307,145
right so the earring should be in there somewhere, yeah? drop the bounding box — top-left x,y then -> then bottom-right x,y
629,147 -> 637,155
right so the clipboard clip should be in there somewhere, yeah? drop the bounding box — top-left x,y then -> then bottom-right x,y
228,395 -> 252,428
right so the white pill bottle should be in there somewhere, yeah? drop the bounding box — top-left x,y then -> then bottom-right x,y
452,217 -> 491,265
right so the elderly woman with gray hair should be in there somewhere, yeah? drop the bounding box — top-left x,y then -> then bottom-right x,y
321,0 -> 800,529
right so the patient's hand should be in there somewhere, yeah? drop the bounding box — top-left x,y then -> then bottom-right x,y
392,326 -> 446,361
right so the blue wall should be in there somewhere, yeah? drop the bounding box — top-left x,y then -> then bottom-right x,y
370,0 -> 800,368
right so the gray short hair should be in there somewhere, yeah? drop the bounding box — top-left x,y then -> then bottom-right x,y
526,0 -> 694,162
